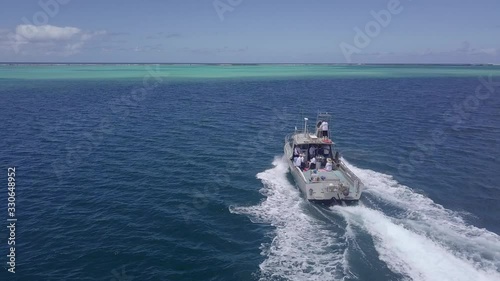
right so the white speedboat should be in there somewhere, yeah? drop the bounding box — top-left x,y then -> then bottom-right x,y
284,112 -> 363,204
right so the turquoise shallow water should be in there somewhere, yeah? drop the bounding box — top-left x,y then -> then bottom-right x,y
0,65 -> 499,280
1,64 -> 500,80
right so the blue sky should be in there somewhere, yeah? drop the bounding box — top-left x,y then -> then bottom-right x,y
0,0 -> 499,63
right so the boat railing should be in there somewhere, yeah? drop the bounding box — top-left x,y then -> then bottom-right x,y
296,167 -> 309,182
339,162 -> 362,191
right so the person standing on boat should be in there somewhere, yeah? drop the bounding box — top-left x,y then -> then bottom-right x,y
316,121 -> 322,137
299,154 -> 306,170
294,154 -> 304,169
320,120 -> 329,140
322,144 -> 330,158
294,146 -> 301,158
308,145 -> 317,159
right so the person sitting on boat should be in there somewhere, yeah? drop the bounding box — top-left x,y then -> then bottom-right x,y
325,158 -> 333,171
309,156 -> 317,169
320,120 -> 329,140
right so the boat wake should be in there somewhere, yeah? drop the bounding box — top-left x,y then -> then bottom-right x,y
230,156 -> 351,281
231,156 -> 500,281
336,161 -> 500,281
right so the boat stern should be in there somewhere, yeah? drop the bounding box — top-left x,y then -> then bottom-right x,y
304,178 -> 362,204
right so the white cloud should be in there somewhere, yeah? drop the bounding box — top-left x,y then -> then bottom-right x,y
16,25 -> 81,41
0,24 -> 106,56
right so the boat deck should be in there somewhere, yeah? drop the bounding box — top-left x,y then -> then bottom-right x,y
293,133 -> 335,145
301,168 -> 350,185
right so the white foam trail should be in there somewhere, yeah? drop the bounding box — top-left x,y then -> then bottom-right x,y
230,156 -> 349,281
335,205 -> 500,281
340,159 -> 500,279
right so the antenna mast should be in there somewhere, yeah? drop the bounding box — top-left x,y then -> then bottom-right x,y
304,118 -> 308,136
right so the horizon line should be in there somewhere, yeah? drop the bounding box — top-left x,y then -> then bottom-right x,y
0,62 -> 497,66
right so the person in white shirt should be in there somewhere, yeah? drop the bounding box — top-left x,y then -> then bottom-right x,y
325,158 -> 333,171
309,156 -> 317,169
321,121 -> 329,140
316,121 -> 322,137
294,154 -> 303,168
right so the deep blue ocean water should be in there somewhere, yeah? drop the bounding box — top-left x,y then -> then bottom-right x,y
0,76 -> 499,281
